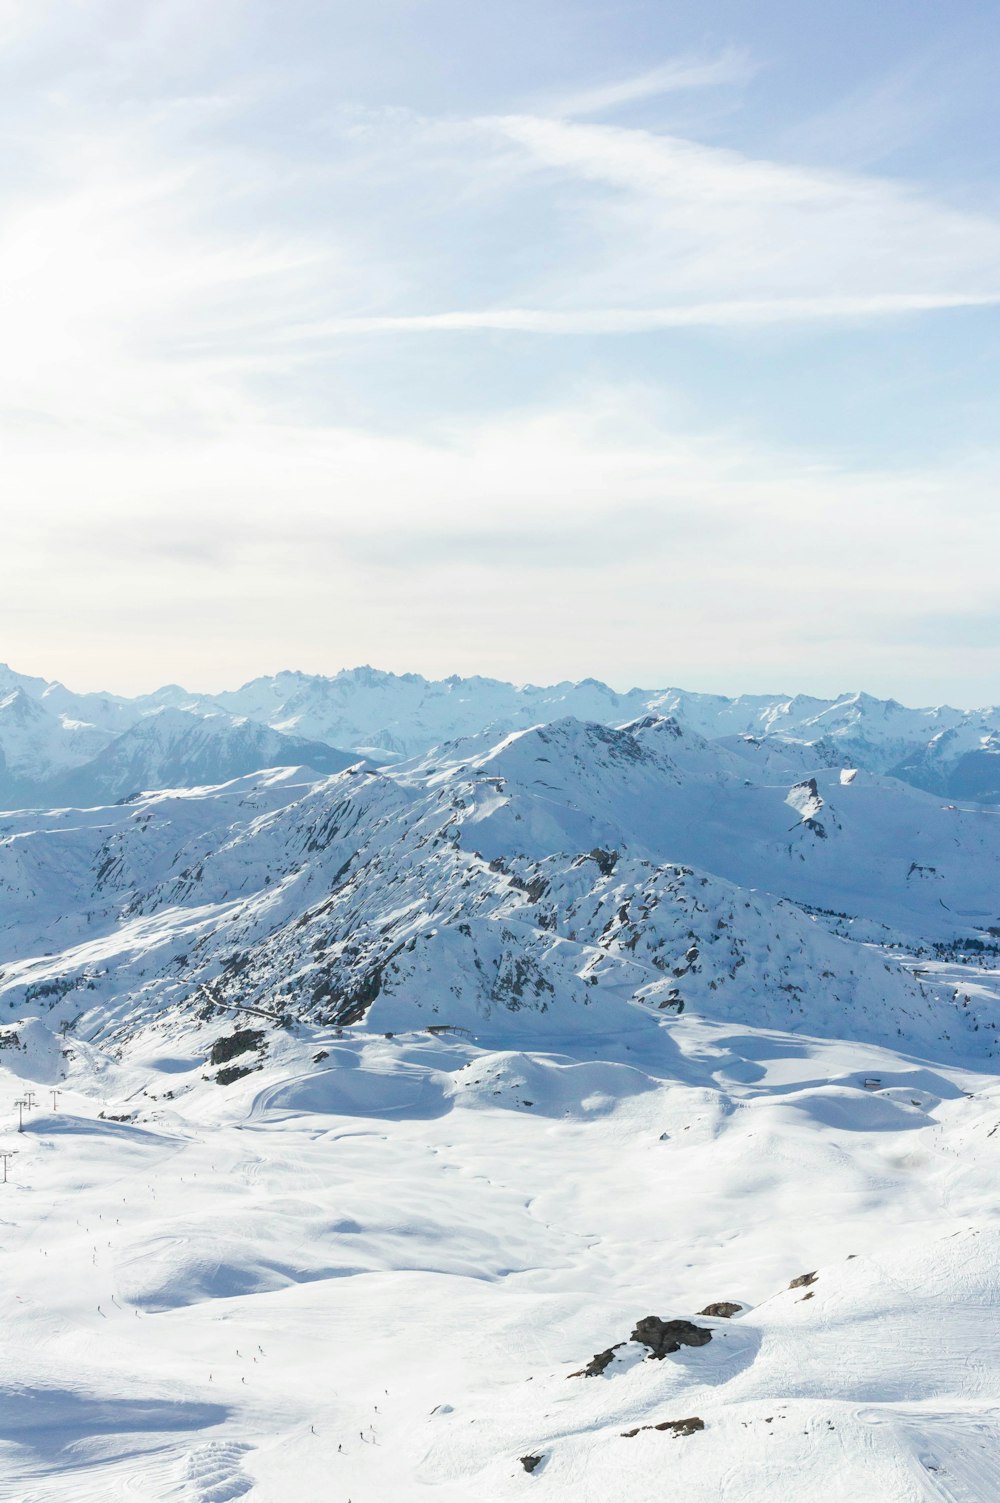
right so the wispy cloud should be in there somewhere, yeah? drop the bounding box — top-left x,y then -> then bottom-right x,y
278,292 -> 1000,340
543,48 -> 756,118
0,116 -> 348,436
480,113 -> 1000,308
249,107 -> 1000,341
3,40 -> 999,439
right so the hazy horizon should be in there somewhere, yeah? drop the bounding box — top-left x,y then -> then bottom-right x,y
2,654 -> 996,712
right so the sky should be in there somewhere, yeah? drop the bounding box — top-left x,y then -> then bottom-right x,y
2,0 -> 1000,704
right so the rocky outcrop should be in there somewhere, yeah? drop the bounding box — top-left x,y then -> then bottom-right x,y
209,1028 -> 266,1066
621,1417 -> 705,1439
569,1316 -> 712,1379
631,1316 -> 712,1358
568,1343 -> 624,1378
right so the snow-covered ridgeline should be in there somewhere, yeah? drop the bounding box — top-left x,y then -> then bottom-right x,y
3,661 -> 1000,805
1,714 -> 997,1064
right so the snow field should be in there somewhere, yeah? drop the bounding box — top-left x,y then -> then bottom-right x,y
3,1010 -> 1000,1501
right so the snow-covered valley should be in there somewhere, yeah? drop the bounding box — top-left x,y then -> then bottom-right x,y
2,675 -> 1000,1501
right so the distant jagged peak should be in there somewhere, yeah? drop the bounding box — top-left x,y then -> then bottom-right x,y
0,684 -> 53,720
619,711 -> 688,740
336,664 -> 397,688
121,704 -> 260,740
376,714 -> 660,780
776,691 -> 836,713
462,716 -> 679,795
485,714 -> 638,754
0,662 -> 51,699
135,682 -> 202,709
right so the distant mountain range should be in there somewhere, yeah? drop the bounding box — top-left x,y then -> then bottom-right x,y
1,661 -> 999,807
3,708 -> 998,1065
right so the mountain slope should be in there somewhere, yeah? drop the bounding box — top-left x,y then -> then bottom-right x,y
1,715 -> 996,1060
41,708 -> 359,806
0,687 -> 109,800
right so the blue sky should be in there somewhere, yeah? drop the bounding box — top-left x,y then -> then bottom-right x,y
3,0 -> 999,701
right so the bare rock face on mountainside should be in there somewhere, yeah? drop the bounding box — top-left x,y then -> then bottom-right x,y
621,1417 -> 705,1439
569,1317 -> 713,1377
569,1344 -> 626,1379
631,1316 -> 713,1358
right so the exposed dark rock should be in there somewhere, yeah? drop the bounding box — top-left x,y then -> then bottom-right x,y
519,1453 -> 543,1473
789,1271 -> 817,1290
571,1318 -> 712,1376
491,952 -> 555,1010
587,847 -> 619,877
697,1302 -> 743,1319
568,1343 -> 624,1378
659,1416 -> 705,1436
215,1063 -> 257,1086
209,1028 -> 265,1066
621,1417 -> 704,1439
631,1316 -> 712,1358
312,1049 -> 329,1062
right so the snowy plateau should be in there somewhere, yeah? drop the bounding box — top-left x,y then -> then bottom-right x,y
1,664 -> 1000,1502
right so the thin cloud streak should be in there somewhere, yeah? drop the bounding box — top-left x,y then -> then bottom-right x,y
278,291 -> 1000,340
544,49 -> 756,118
480,113 -> 1000,306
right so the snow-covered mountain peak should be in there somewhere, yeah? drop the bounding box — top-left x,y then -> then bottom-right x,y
0,684 -> 49,720
0,662 -> 50,699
